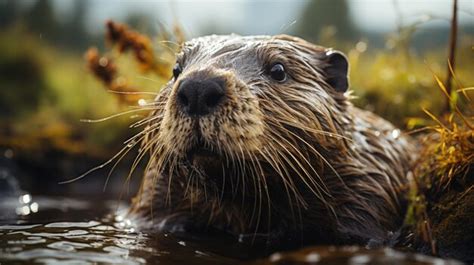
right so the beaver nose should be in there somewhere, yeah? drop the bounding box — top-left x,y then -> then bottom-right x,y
176,77 -> 226,116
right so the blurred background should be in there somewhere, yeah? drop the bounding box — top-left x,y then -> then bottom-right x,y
0,0 -> 473,198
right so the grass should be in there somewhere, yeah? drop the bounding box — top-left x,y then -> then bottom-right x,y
403,73 -> 473,256
0,21 -> 472,167
1,18 -> 474,259
348,37 -> 474,129
0,26 -> 172,157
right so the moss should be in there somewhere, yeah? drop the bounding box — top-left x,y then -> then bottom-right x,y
405,78 -> 473,261
433,187 -> 474,260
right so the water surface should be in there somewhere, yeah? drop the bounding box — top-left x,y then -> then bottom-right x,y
0,193 -> 462,265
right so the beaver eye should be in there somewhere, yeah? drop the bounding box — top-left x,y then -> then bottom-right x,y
173,63 -> 182,79
269,63 -> 286,82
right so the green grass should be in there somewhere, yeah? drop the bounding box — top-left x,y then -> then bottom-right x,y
348,38 -> 474,128
0,28 -> 167,155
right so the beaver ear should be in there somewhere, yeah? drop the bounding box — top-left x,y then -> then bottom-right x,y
324,50 -> 349,93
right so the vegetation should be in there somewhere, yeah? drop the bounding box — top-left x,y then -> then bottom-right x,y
1,19 -> 472,161
0,0 -> 473,261
400,2 -> 474,258
404,83 -> 473,258
0,1 -> 472,205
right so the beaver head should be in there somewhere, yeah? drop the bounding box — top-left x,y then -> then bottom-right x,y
150,34 -> 351,187
134,34 -> 413,246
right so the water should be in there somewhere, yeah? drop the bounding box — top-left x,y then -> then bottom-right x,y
0,193 -> 463,264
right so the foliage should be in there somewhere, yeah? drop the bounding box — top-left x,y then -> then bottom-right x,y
0,20 -> 184,160
84,20 -> 180,105
0,28 -> 143,157
404,80 -> 473,256
1,16 -> 473,200
0,30 -> 49,120
348,36 -> 473,129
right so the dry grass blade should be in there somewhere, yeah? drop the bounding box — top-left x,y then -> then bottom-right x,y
406,67 -> 473,256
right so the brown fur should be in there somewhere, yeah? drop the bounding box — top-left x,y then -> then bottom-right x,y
129,34 -> 415,246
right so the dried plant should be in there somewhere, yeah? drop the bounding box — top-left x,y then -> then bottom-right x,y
85,20 -> 184,106
405,74 -> 473,256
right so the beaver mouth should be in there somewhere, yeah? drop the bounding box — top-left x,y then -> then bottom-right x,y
186,146 -> 219,162
184,134 -> 225,178
186,130 -> 218,160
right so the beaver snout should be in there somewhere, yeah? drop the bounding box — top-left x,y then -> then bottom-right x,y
176,75 -> 226,116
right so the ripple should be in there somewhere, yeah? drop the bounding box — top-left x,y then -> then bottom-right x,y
0,219 -> 151,265
104,245 -> 130,255
2,248 -> 146,264
8,229 -> 89,238
45,221 -> 100,228
0,198 -> 465,265
47,241 -> 91,251
0,224 -> 41,230
7,238 -> 47,245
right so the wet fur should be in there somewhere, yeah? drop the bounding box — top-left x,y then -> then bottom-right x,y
129,34 -> 415,246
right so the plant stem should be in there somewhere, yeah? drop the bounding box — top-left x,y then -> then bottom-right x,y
444,0 -> 458,114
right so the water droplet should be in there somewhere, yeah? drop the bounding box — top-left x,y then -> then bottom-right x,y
30,202 -> 39,213
16,205 -> 30,216
195,250 -> 209,257
19,194 -> 31,204
269,253 -> 282,262
355,41 -> 367,53
391,129 -> 400,139
350,254 -> 371,264
138,99 -> 147,106
305,252 -> 320,262
4,149 -> 13,159
115,215 -> 124,222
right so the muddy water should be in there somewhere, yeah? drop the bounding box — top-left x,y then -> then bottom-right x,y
0,193 -> 462,265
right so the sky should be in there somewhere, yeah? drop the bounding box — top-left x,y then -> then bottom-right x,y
51,0 -> 474,36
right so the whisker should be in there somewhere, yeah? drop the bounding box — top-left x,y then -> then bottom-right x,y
103,136 -> 144,192
80,107 -> 157,123
107,89 -> 158,96
282,127 -> 346,187
59,143 -> 133,184
266,133 -> 329,201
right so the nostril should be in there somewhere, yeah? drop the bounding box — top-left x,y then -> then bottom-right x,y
205,91 -> 224,108
177,90 -> 189,107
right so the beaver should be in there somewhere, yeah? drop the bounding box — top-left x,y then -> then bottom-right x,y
129,34 -> 415,248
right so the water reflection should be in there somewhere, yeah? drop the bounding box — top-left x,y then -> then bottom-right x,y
260,247 -> 462,265
0,217 -> 243,265
15,194 -> 40,216
0,219 -> 147,264
0,196 -> 464,265
19,194 -> 31,204
0,196 -> 240,265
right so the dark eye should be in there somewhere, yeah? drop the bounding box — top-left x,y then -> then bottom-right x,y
173,63 -> 182,79
269,63 -> 286,82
